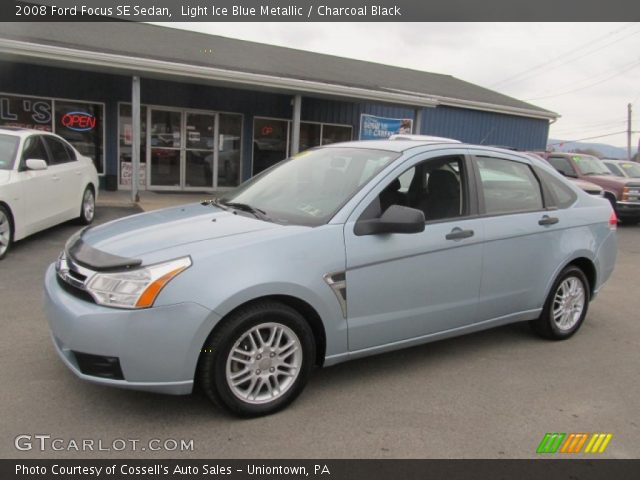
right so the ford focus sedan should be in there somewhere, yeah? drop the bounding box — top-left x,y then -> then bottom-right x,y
0,127 -> 98,259
44,138 -> 617,417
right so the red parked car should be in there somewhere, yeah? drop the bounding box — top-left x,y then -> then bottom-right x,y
535,152 -> 640,224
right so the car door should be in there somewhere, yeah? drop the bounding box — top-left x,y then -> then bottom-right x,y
13,135 -> 59,235
343,150 -> 485,352
42,135 -> 82,219
470,150 -> 567,323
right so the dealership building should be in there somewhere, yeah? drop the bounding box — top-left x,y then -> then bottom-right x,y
0,22 -> 557,192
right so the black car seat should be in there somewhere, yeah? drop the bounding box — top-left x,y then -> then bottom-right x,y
421,170 -> 460,220
379,178 -> 405,213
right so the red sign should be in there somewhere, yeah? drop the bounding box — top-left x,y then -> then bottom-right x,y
61,111 -> 96,132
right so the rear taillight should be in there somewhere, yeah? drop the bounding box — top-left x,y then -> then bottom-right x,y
609,210 -> 618,230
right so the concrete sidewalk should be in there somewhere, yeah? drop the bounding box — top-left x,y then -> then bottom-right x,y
97,190 -> 217,211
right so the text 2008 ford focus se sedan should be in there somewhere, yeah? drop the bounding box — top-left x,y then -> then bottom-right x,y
44,137 -> 617,417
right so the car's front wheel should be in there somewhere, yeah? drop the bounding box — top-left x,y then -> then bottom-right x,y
0,205 -> 13,260
198,301 -> 315,417
78,187 -> 95,225
530,265 -> 590,340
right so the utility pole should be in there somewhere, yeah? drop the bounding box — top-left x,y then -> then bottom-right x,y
628,103 -> 632,161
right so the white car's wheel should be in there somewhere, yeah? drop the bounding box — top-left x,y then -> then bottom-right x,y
0,205 -> 13,260
78,187 -> 95,225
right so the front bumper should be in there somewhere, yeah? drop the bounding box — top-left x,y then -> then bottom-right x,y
616,201 -> 640,218
44,264 -> 219,395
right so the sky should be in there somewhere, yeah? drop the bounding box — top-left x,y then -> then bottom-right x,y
161,22 -> 640,150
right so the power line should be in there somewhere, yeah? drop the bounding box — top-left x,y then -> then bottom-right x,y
551,119 -> 627,136
524,59 -> 640,101
547,131 -> 628,145
490,23 -> 639,88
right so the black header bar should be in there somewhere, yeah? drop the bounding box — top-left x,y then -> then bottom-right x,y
2,0 -> 640,21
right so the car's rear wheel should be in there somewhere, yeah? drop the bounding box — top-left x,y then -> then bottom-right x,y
198,301 -> 315,417
78,186 -> 95,225
0,205 -> 13,260
530,265 -> 590,340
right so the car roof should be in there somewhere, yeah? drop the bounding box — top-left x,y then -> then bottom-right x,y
603,159 -> 630,163
321,138 -> 534,159
0,127 -> 54,138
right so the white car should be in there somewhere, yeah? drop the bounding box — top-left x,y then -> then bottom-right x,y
0,127 -> 98,259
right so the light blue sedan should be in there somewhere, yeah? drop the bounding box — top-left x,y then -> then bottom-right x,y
45,137 -> 618,416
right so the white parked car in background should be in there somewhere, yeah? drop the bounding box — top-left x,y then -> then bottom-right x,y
0,127 -> 98,259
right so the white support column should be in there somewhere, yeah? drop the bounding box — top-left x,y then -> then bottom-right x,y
131,76 -> 141,203
414,108 -> 423,134
291,94 -> 302,156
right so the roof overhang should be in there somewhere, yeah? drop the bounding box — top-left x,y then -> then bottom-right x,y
0,38 -> 558,120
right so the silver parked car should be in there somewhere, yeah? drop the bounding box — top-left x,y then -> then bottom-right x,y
45,138 -> 617,416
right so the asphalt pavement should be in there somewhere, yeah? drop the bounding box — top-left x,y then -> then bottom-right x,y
1,207 -> 638,459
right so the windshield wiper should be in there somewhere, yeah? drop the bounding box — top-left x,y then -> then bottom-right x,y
222,201 -> 272,222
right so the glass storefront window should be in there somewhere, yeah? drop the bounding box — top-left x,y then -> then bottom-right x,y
55,101 -> 104,173
118,104 -> 147,188
0,94 -> 52,131
0,93 -> 105,174
299,123 -> 321,151
322,124 -> 352,145
253,118 -> 289,175
218,113 -> 242,187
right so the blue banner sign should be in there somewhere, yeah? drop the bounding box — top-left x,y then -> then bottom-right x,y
359,114 -> 413,140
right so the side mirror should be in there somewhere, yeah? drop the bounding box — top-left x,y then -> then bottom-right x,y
25,159 -> 48,171
556,168 -> 577,178
355,205 -> 425,236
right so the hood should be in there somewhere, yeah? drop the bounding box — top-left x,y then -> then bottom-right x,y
581,174 -> 640,188
570,178 -> 602,191
0,170 -> 11,186
80,202 -> 280,259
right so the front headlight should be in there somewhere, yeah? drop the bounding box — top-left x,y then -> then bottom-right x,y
86,256 -> 191,309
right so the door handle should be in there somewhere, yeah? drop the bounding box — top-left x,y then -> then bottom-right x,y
538,215 -> 559,226
51,176 -> 61,181
445,228 -> 474,240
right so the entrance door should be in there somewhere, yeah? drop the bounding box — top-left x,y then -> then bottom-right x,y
148,108 -> 182,189
184,112 -> 215,189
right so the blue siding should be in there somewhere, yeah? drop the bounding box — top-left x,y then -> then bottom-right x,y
421,106 -> 549,150
0,61 -> 550,187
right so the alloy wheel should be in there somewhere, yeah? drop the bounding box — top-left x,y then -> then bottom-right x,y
225,322 -> 303,405
552,276 -> 586,331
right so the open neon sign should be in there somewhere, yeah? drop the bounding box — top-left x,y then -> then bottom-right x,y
61,111 -> 96,132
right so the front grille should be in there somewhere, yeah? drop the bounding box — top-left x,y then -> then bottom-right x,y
72,352 -> 124,380
56,275 -> 94,303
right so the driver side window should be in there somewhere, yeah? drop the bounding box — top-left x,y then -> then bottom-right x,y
373,155 -> 467,222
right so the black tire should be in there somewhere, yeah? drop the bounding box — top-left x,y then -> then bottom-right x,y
78,186 -> 95,225
530,265 -> 590,340
0,205 -> 13,260
198,300 -> 315,417
619,217 -> 640,225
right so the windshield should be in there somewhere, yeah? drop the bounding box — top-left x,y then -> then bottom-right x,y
0,134 -> 19,171
619,162 -> 640,178
572,155 -> 611,175
220,147 -> 400,226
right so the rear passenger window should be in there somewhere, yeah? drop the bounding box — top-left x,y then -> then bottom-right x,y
536,168 -> 577,209
43,137 -> 72,165
476,157 -> 543,214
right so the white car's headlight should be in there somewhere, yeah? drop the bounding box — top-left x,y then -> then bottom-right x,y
86,256 -> 191,309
